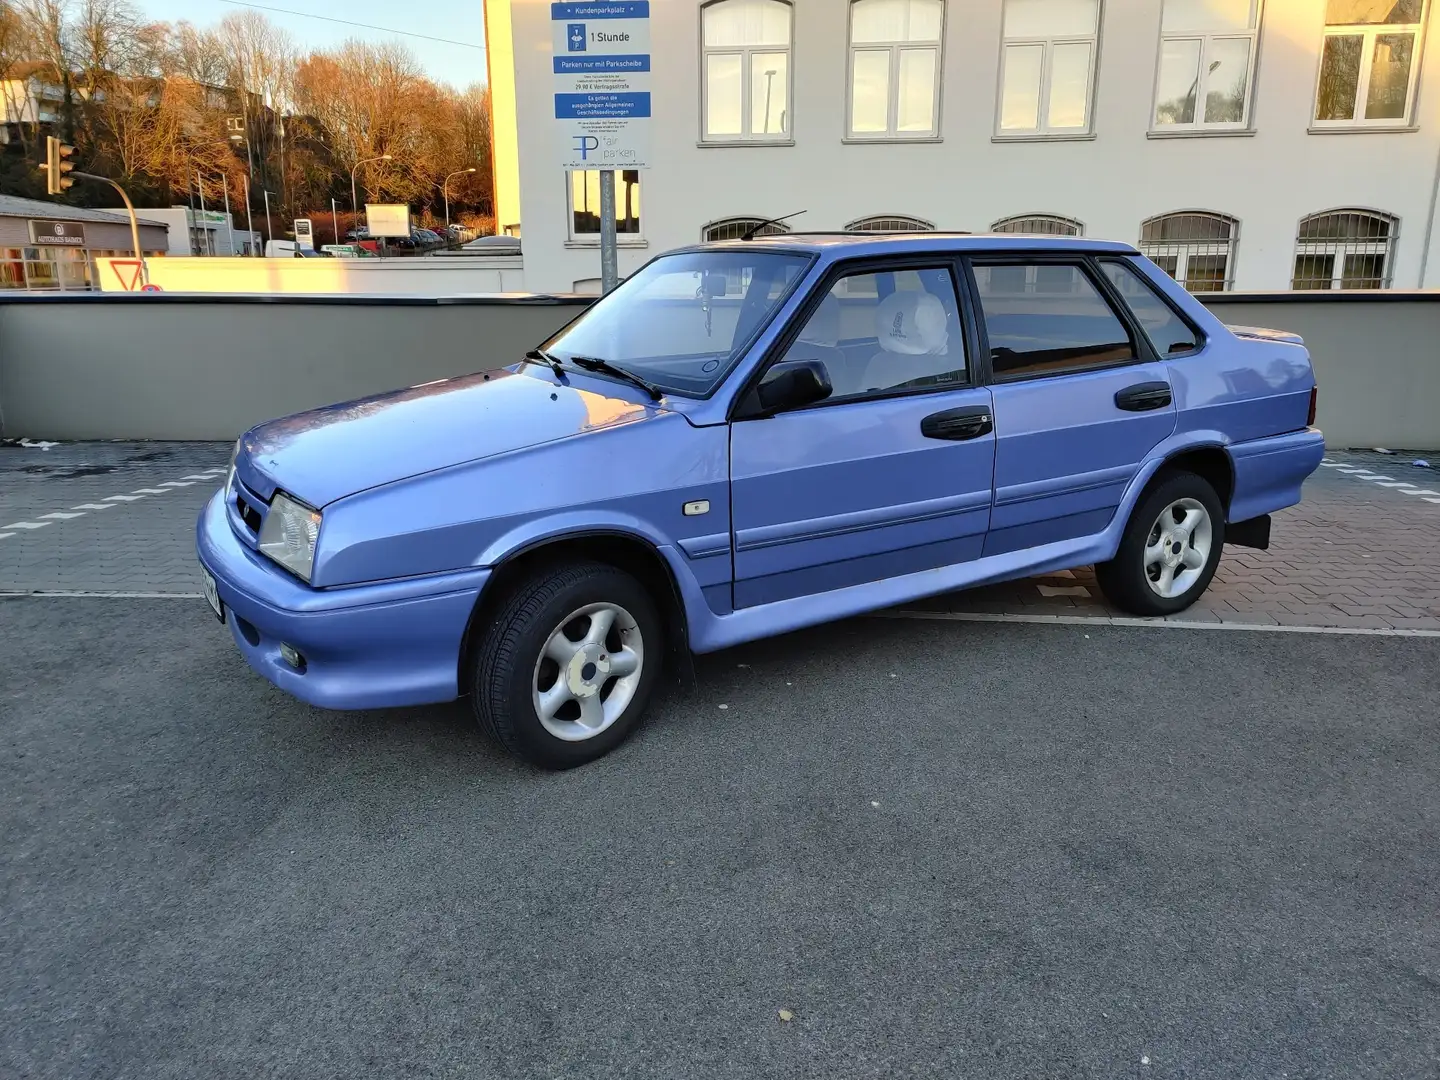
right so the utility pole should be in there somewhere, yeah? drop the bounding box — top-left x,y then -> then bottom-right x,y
196,171 -> 207,255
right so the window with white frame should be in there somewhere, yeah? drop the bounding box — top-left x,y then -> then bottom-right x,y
997,0 -> 1100,135
847,0 -> 945,139
1291,209 -> 1396,289
991,213 -> 1084,235
1153,0 -> 1261,130
702,216 -> 791,241
1314,0 -> 1427,127
1139,212 -> 1238,291
846,215 -> 936,231
701,0 -> 793,141
568,170 -> 641,241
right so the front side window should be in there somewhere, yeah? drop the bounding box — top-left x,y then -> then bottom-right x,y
1099,258 -> 1200,355
1153,0 -> 1261,131
847,0 -> 945,139
1313,0 -> 1427,127
568,170 -> 641,241
991,213 -> 1084,235
780,266 -> 965,398
702,0 -> 793,141
1291,209 -> 1396,289
997,0 -> 1100,136
846,215 -> 936,232
542,250 -> 811,395
1139,211 -> 1238,292
972,261 -> 1135,379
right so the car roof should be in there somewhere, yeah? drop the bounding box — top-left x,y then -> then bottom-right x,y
688,232 -> 1139,257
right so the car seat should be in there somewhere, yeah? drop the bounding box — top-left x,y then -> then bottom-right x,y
857,290 -> 952,393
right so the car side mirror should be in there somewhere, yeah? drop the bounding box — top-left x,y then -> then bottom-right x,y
749,359 -> 833,417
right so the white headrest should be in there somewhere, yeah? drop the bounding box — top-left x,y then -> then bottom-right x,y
875,290 -> 947,355
799,292 -> 841,348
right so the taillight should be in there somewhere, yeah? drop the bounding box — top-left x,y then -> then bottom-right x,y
1307,385 -> 1318,427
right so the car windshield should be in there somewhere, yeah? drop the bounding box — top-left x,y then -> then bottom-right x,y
541,249 -> 812,396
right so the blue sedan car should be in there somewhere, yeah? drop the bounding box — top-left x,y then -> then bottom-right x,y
197,233 -> 1323,767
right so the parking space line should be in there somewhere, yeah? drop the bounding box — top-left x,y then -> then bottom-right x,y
2,521 -> 51,530
0,590 -> 203,599
158,481 -> 196,488
131,488 -> 172,495
0,533 -> 13,540
71,503 -> 115,511
103,494 -> 145,502
876,610 -> 1440,637
40,511 -> 86,520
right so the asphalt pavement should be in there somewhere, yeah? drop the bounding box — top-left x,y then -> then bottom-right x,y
3,596 -> 1437,1079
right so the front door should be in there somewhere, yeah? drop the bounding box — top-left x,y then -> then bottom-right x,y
729,262 -> 995,609
968,258 -> 1178,556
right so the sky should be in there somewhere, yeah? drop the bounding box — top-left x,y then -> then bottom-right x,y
136,0 -> 489,90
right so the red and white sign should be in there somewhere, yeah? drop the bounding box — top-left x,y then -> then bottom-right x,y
109,259 -> 143,291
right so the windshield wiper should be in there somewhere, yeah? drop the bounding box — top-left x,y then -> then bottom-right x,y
569,356 -> 663,401
523,347 -> 566,378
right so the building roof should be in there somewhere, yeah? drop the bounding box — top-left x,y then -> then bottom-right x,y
0,193 -> 166,230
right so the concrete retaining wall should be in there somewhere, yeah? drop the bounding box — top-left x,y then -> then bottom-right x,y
1,291 -> 1436,447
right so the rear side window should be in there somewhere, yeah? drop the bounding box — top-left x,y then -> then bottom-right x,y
971,262 -> 1136,380
1099,259 -> 1200,356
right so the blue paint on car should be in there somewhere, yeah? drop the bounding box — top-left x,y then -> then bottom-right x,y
197,233 -> 1324,767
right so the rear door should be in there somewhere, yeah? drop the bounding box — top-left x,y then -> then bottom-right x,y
967,257 -> 1177,556
728,259 -> 995,609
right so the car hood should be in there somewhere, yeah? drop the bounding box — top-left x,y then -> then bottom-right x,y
236,368 -> 668,507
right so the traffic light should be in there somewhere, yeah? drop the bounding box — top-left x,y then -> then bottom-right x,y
43,135 -> 75,195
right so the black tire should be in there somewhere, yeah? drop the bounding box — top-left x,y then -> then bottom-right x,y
1095,470 -> 1226,617
471,560 -> 662,769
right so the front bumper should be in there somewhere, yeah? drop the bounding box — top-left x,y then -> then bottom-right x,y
195,491 -> 490,710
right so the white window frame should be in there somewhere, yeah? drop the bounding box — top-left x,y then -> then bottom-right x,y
995,0 -> 1102,138
701,216 -> 792,241
1311,1 -> 1428,129
1150,0 -> 1262,133
845,214 -> 936,232
991,213 -> 1085,235
565,170 -> 645,246
699,0 -> 795,144
1138,211 -> 1239,292
844,0 -> 946,141
1291,208 -> 1397,289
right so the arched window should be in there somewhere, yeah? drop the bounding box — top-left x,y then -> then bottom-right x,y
847,0 -> 945,139
991,213 -> 1084,236
1292,209 -> 1397,290
702,216 -> 792,241
701,0 -> 793,142
1139,211 -> 1238,292
846,214 -> 935,232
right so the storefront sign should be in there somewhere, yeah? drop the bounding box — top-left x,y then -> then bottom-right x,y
28,219 -> 85,246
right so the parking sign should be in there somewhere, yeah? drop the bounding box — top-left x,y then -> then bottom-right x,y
552,2 -> 650,170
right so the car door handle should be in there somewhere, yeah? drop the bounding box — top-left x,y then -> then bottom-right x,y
1114,381 -> 1173,412
920,406 -> 993,441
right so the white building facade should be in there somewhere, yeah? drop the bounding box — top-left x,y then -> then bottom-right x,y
486,0 -> 1440,294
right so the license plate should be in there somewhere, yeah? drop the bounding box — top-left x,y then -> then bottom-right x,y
201,567 -> 224,622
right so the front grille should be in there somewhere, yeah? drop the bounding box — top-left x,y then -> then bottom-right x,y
235,491 -> 263,534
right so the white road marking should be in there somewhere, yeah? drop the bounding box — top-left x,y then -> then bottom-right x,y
1349,472 -> 1386,479
2,521 -> 51,530
131,488 -> 171,495
0,590 -> 203,599
875,610 -> 1440,637
1037,584 -> 1090,597
72,503 -> 115,510
1371,481 -> 1416,488
0,533 -> 14,540
1427,497 -> 1440,505
1404,489 -> 1439,497
158,481 -> 195,488
40,511 -> 86,520
181,474 -> 216,481
103,494 -> 145,502
1319,462 -> 1345,468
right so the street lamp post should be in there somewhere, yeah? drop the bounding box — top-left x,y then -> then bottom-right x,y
443,167 -> 477,235
262,189 -> 275,254
350,153 -> 393,213
230,134 -> 257,256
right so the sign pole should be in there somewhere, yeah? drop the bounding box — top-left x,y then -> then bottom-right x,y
244,175 -> 256,256
599,170 -> 618,294
332,198 -> 340,249
222,181 -> 234,256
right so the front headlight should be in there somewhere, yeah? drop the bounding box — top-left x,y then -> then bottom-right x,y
258,491 -> 322,582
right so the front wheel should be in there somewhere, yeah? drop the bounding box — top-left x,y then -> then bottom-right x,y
1095,471 -> 1225,617
471,561 -> 662,769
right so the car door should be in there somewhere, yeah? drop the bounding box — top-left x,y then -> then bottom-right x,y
729,260 -> 995,609
968,257 -> 1178,557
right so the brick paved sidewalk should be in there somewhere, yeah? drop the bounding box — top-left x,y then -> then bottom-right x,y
3,443 -> 1437,629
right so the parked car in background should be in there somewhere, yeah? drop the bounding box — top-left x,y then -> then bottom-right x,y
264,240 -> 327,258
198,233 -> 1323,769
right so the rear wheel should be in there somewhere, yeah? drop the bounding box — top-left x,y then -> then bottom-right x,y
1095,471 -> 1225,617
471,561 -> 662,769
